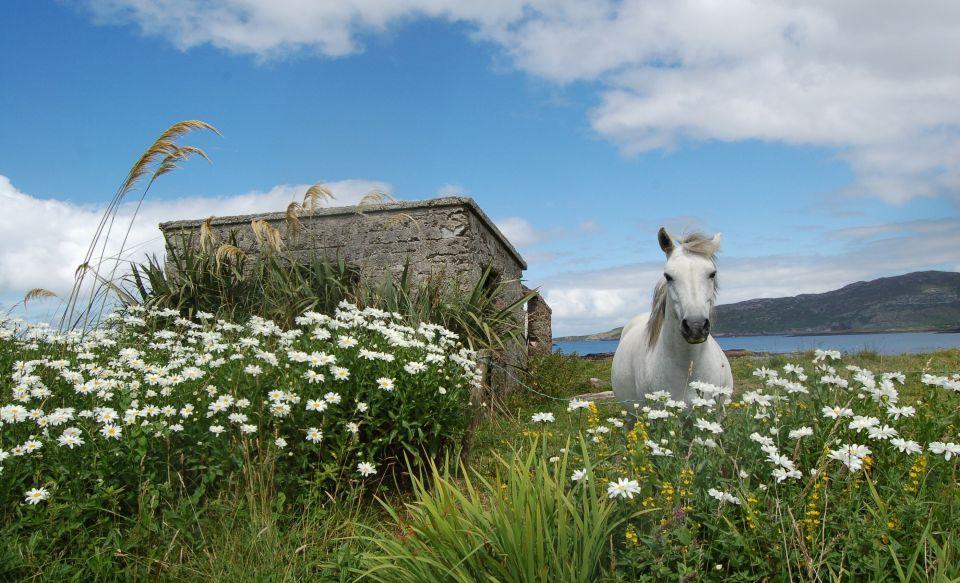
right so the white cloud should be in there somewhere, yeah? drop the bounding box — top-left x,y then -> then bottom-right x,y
436,183 -> 467,197
0,175 -> 390,297
81,0 -> 526,58
494,217 -> 548,248
538,218 -> 960,335
81,0 -> 960,203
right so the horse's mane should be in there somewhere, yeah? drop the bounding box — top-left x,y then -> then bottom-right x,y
646,232 -> 719,349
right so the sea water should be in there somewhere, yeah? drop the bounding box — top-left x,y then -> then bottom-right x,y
554,332 -> 960,356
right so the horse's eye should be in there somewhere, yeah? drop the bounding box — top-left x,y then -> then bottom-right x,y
664,273 -> 674,283
708,271 -> 717,279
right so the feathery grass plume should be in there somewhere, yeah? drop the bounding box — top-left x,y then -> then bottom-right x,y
121,121 -> 220,199
215,244 -> 246,269
23,288 -> 58,305
303,182 -> 334,211
199,217 -> 217,252
61,120 -> 220,332
6,288 -> 60,315
356,190 -> 396,215
146,145 -> 210,188
251,219 -> 284,252
285,202 -> 304,240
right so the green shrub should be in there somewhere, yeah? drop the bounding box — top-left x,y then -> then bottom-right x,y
526,351 -> 595,399
356,441 -> 624,583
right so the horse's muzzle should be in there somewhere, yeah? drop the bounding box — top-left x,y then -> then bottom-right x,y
681,318 -> 710,344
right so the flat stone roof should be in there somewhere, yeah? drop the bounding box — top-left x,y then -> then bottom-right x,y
159,196 -> 527,269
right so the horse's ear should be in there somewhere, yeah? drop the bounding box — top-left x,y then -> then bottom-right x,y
658,227 -> 674,255
711,233 -> 722,250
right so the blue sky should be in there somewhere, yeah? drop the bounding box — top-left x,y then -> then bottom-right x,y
2,1 -> 958,334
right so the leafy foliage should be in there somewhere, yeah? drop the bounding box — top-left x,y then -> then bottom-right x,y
357,441 -> 625,583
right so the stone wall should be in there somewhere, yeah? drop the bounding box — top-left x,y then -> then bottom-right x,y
524,286 -> 553,356
160,197 -> 525,286
159,196 -> 539,392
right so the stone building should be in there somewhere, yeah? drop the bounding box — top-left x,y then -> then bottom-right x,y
158,196 -> 552,391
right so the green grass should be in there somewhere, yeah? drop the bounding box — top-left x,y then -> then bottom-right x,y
355,445 -> 623,583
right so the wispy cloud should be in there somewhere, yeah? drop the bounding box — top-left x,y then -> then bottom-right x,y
82,0 -> 960,205
436,183 -> 467,198
493,217 -> 562,248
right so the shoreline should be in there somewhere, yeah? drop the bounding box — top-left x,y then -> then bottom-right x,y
555,328 -> 960,343
574,348 -> 764,361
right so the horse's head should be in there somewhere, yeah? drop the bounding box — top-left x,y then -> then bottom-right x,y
658,227 -> 721,344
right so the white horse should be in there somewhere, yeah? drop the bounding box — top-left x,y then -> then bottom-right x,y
612,228 -> 733,407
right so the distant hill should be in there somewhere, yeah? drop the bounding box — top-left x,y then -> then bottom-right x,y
554,271 -> 960,341
713,271 -> 960,336
554,327 -> 623,343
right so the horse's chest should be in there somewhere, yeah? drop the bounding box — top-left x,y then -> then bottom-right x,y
642,354 -> 723,394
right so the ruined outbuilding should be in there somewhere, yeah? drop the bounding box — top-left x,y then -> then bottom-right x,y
159,196 -> 552,390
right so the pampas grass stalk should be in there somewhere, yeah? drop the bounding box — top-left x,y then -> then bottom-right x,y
60,120 -> 219,331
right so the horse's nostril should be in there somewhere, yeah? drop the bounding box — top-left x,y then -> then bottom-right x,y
682,318 -> 709,338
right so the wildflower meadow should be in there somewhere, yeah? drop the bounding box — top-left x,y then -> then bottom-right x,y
3,300 -> 960,580
566,350 -> 960,578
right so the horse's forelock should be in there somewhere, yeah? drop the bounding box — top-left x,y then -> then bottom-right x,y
678,232 -> 719,260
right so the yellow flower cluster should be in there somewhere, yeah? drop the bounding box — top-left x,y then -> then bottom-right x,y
801,471 -> 829,541
626,421 -> 650,445
626,422 -> 654,475
625,525 -> 640,546
656,481 -> 677,526
745,496 -> 759,530
520,430 -> 554,438
905,455 -> 927,493
587,402 -> 600,426
678,466 -> 694,511
660,480 -> 676,506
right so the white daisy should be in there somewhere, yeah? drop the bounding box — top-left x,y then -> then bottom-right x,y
607,478 -> 641,500
531,412 -> 555,423
24,487 -> 49,505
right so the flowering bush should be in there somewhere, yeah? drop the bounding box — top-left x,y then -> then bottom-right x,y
537,350 -> 960,579
0,302 -> 480,512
